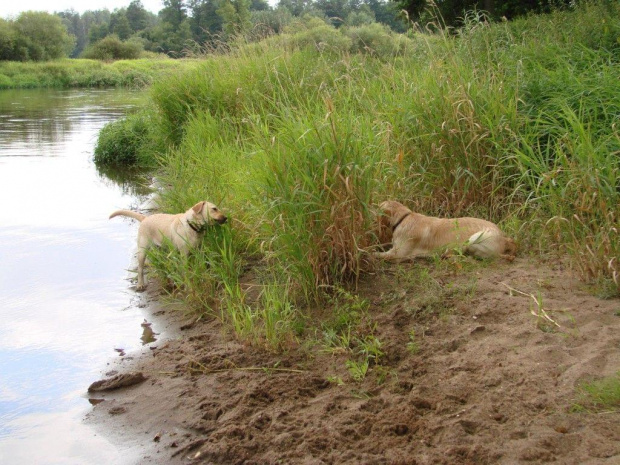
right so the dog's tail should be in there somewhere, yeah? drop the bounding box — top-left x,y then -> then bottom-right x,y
109,210 -> 146,222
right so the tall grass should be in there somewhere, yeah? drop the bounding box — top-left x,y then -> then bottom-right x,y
112,1 -> 620,346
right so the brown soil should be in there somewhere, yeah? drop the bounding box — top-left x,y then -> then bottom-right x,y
85,257 -> 620,464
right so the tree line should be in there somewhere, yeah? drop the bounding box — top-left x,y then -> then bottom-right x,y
0,0 -> 576,61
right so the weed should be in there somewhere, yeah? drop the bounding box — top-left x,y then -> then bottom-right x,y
327,375 -> 345,386
346,359 -> 369,382
407,330 -> 420,355
374,365 -> 391,385
355,334 -> 384,365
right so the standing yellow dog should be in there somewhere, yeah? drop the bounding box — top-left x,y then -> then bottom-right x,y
110,201 -> 227,290
374,200 -> 517,262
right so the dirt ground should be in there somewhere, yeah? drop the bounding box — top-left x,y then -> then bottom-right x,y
85,256 -> 620,464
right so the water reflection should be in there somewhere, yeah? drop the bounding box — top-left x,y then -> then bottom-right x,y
0,89 -> 144,157
0,88 -> 152,464
96,164 -> 153,199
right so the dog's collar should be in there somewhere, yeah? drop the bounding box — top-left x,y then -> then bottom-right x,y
392,212 -> 411,232
187,220 -> 209,233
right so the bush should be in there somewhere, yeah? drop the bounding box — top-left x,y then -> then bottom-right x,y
11,12 -> 75,61
93,111 -> 154,167
81,35 -> 143,61
286,17 -> 352,53
0,74 -> 13,89
344,22 -> 413,57
250,8 -> 294,35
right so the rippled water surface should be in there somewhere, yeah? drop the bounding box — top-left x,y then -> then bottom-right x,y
0,89 -> 152,464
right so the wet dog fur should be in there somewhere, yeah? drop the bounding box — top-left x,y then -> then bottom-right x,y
374,200 -> 516,262
110,201 -> 227,290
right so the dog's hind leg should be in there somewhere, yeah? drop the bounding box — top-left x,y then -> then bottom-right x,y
465,229 -> 504,260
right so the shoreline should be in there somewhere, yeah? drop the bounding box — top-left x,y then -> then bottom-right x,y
84,285 -> 192,464
83,258 -> 620,464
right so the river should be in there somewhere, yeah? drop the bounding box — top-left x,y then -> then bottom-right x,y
0,88 -> 154,464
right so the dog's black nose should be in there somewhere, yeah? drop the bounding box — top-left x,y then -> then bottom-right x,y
219,216 -> 228,224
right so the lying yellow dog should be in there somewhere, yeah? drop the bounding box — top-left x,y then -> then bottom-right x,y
374,200 -> 517,262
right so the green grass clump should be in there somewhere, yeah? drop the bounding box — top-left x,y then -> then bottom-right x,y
573,372 -> 620,413
94,111 -> 158,167
106,1 -> 620,347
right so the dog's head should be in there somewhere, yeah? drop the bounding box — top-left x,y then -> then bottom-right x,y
189,201 -> 228,226
374,200 -> 411,244
378,200 -> 411,226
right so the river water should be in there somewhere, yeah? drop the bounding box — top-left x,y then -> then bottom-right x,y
0,88 -> 153,464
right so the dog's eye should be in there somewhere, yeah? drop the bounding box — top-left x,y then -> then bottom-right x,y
211,207 -> 218,211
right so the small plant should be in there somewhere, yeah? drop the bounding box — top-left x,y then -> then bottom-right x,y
346,359 -> 369,382
356,334 -> 383,365
257,283 -> 299,350
374,365 -> 392,385
327,375 -> 345,386
406,329 -> 420,355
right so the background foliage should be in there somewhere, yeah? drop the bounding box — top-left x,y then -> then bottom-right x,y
1,0 -> 581,61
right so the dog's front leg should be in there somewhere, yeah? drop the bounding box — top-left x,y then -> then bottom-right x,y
373,247 -> 410,263
136,247 -> 147,291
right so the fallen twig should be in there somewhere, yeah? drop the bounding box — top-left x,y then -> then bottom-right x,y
500,282 -> 560,328
187,359 -> 306,375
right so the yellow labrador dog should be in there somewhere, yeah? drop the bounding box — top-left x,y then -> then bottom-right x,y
110,201 -> 227,290
374,200 -> 516,262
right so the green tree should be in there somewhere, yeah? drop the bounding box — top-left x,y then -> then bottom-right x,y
57,10 -> 89,57
188,0 -> 224,44
12,12 -> 75,61
0,18 -> 16,60
156,0 -> 192,54
393,0 -> 574,26
89,23 -> 111,43
218,0 -> 252,36
148,18 -> 192,55
315,0 -> 352,26
160,0 -> 188,29
110,10 -> 133,40
126,0 -> 150,31
250,0 -> 270,11
276,0 -> 314,16
365,0 -> 406,32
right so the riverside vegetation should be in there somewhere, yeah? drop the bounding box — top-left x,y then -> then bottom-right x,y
0,58 -> 201,89
97,2 -> 620,407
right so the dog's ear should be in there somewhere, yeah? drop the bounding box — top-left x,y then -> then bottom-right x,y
378,201 -> 392,215
192,201 -> 206,215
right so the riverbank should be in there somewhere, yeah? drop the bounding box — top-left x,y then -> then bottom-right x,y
0,58 -> 201,89
85,256 -> 620,464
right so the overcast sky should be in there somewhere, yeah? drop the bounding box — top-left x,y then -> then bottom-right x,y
0,0 -> 164,18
